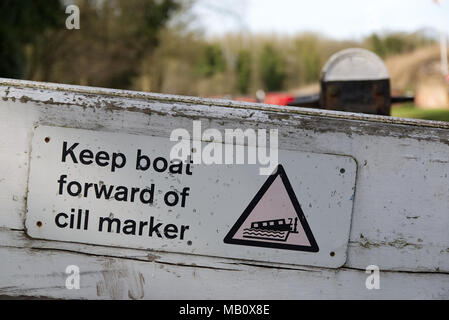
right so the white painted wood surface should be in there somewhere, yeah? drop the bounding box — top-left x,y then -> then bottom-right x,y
1,78 -> 449,299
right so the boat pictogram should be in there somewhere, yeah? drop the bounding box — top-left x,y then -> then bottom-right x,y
242,218 -> 299,242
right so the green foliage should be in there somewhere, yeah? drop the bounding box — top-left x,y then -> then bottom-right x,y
260,45 -> 285,92
293,35 -> 321,84
115,0 -> 180,53
95,0 -> 182,88
366,34 -> 386,57
23,0 -> 183,89
0,2 -> 437,96
143,0 -> 179,44
197,44 -> 226,77
235,50 -> 252,94
366,32 -> 434,58
0,0 -> 63,78
392,104 -> 449,122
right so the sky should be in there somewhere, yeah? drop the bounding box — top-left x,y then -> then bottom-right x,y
191,0 -> 449,40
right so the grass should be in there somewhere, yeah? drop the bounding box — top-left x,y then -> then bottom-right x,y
391,104 -> 449,122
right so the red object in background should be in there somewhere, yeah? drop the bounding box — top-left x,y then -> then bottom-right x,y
445,74 -> 449,83
264,93 -> 295,106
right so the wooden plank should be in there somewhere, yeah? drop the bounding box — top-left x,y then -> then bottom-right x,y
1,79 -> 449,298
1,231 -> 449,299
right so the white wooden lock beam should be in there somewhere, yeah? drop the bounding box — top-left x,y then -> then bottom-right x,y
0,78 -> 448,299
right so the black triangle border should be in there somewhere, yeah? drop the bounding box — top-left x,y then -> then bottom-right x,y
223,165 -> 319,252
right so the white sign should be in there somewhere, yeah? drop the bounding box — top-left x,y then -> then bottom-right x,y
26,126 -> 357,268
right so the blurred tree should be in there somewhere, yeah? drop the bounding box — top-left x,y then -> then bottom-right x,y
384,34 -> 407,55
235,50 -> 251,94
365,32 -> 433,58
1,1 -> 435,97
148,27 -> 204,95
366,33 -> 386,57
0,0 -> 63,78
293,35 -> 321,84
197,44 -> 226,77
99,0 -> 181,89
260,45 -> 285,92
30,0 -> 181,89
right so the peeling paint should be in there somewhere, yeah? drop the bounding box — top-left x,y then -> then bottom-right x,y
356,235 -> 423,250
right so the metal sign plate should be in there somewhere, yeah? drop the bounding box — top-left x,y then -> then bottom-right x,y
26,126 -> 357,268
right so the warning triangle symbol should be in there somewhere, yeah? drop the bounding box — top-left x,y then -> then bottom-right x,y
224,165 -> 319,252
